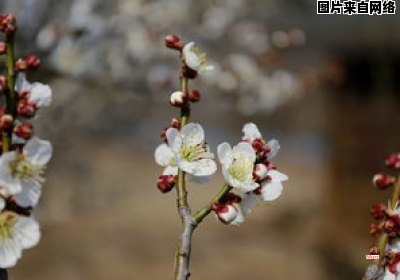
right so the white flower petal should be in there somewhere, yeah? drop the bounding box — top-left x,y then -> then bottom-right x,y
181,123 -> 204,146
267,139 -> 280,159
24,137 -> 52,165
242,122 -> 261,141
14,181 -> 42,207
241,193 -> 259,216
166,127 -> 181,153
260,181 -> 284,201
29,83 -> 52,107
217,142 -> 232,165
188,174 -> 213,184
15,73 -> 30,93
178,158 -> 216,177
183,42 -> 200,71
0,198 -> 4,211
230,207 -> 245,226
0,152 -> 17,190
154,144 -> 175,167
0,238 -> 21,268
268,170 -> 288,182
13,216 -> 41,249
233,142 -> 256,163
163,166 -> 178,176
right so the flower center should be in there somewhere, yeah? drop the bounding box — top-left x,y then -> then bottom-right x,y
180,145 -> 209,162
229,158 -> 253,182
10,159 -> 45,182
190,45 -> 207,71
0,212 -> 16,240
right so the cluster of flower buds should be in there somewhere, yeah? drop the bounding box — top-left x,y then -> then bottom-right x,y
369,205 -> 400,238
0,14 -> 53,269
365,153 -> 400,279
372,154 -> 400,190
214,123 -> 288,225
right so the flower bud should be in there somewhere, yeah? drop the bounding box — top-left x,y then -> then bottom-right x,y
170,118 -> 181,129
386,153 -> 400,170
369,222 -> 383,236
13,123 -> 34,140
187,89 -> 200,102
157,175 -> 176,193
0,14 -> 17,35
170,91 -> 186,107
373,173 -> 396,190
370,204 -> 387,220
17,101 -> 37,118
164,34 -> 183,51
253,163 -> 268,181
0,76 -> 6,91
213,203 -> 239,224
160,128 -> 168,143
0,114 -> 13,129
369,244 -> 380,255
0,42 -> 5,55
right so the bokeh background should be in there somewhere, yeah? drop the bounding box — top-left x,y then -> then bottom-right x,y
1,0 -> 400,279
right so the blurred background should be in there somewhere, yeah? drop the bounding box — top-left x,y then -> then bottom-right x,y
1,0 -> 400,279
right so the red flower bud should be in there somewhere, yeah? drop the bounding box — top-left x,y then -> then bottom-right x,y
13,123 -> 34,140
369,222 -> 383,236
386,153 -> 400,170
0,114 -> 13,129
170,118 -> 181,129
368,244 -> 380,255
0,42 -> 5,55
0,14 -> 17,36
370,204 -> 388,220
17,101 -> 37,118
373,173 -> 396,190
160,128 -> 168,143
0,76 -> 6,91
187,89 -> 200,102
157,175 -> 177,193
164,34 -> 183,51
170,91 -> 187,107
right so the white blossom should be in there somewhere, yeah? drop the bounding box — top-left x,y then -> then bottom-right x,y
162,123 -> 216,178
217,142 -> 258,192
0,210 -> 40,268
0,137 -> 52,207
182,42 -> 214,74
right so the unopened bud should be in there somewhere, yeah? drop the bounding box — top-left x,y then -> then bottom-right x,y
370,204 -> 387,220
213,203 -> 239,224
170,91 -> 186,107
373,173 -> 396,190
0,42 -> 5,55
164,34 -> 183,51
160,128 -> 168,143
13,123 -> 33,140
253,163 -> 268,181
157,175 -> 176,193
187,89 -> 200,102
170,118 -> 181,129
0,76 -> 6,91
369,222 -> 383,236
369,244 -> 380,255
17,101 -> 37,118
386,153 -> 400,170
0,14 -> 17,35
0,114 -> 13,129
